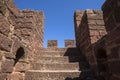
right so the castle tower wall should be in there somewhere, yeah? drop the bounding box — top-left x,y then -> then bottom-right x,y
74,10 -> 107,76
74,10 -> 106,63
0,0 -> 45,79
102,0 -> 120,80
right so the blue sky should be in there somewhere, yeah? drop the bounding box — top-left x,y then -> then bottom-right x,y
14,0 -> 105,48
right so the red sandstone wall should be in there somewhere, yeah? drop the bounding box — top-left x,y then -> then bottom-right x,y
74,0 -> 120,80
74,10 -> 107,66
102,0 -> 120,80
15,10 -> 44,60
74,10 -> 108,79
0,0 -> 44,79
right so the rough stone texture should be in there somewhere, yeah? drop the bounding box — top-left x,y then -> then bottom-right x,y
0,0 -> 44,80
1,59 -> 14,73
74,10 -> 107,71
0,33 -> 12,52
14,62 -> 30,72
0,0 -> 120,80
47,40 -> 58,48
9,72 -> 25,80
74,0 -> 120,80
25,48 -> 84,80
65,40 -> 76,48
0,73 -> 8,80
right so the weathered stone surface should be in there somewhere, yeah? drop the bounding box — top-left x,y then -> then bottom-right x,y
0,16 -> 10,36
14,62 -> 30,72
0,53 -> 2,60
5,52 -> 15,59
0,73 -> 8,80
47,40 -> 58,48
0,33 -> 12,52
6,0 -> 20,16
0,0 -> 119,80
1,59 -> 14,73
9,72 -> 24,80
65,40 -> 76,48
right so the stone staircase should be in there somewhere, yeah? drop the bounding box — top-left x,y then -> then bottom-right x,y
25,48 -> 89,80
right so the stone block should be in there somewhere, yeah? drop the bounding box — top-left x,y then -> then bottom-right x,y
8,72 -> 24,80
96,20 -> 105,26
0,33 -> 12,52
75,10 -> 85,15
65,40 -> 76,48
87,14 -> 103,20
93,10 -> 103,14
14,62 -> 30,72
0,73 -> 8,80
0,16 -> 10,36
47,40 -> 58,48
0,53 -> 2,60
1,59 -> 14,73
25,71 -> 80,80
5,52 -> 15,59
86,9 -> 94,14
6,0 -> 20,16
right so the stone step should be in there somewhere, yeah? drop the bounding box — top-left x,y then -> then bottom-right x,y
35,51 -> 81,57
35,56 -> 83,63
25,70 -> 81,80
35,57 -> 69,64
31,63 -> 80,70
37,48 -> 80,55
39,48 -> 78,51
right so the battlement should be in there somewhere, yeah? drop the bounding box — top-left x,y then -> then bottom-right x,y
47,40 -> 76,48
65,40 -> 76,48
47,40 -> 58,48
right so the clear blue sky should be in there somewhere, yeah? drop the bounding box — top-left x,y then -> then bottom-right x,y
14,0 -> 105,48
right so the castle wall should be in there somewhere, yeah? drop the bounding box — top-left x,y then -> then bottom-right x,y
15,10 -> 44,60
0,0 -> 44,80
102,0 -> 120,80
65,40 -> 76,48
48,40 -> 58,48
74,0 -> 120,80
74,10 -> 107,73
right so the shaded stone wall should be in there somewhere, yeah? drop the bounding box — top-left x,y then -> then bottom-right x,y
0,0 -> 44,80
74,0 -> 120,80
74,10 -> 107,70
102,0 -> 120,80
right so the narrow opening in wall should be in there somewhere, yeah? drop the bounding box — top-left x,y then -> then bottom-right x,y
14,47 -> 25,65
96,48 -> 108,73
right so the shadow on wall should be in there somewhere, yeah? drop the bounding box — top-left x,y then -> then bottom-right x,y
64,48 -> 93,80
65,77 -> 96,80
14,47 -> 25,65
65,77 -> 81,80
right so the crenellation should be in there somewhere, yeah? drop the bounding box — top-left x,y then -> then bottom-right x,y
47,40 -> 58,48
65,40 -> 76,48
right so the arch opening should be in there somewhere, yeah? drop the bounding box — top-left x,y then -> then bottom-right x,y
14,47 -> 25,65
